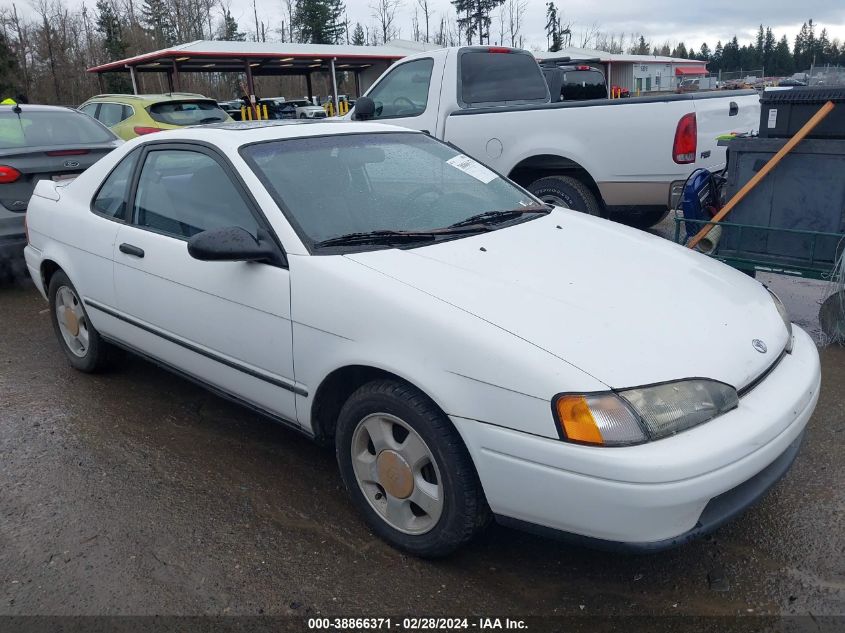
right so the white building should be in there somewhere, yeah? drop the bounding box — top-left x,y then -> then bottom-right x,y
535,47 -> 710,95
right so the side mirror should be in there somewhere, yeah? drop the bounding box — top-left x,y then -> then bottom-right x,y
187,226 -> 284,266
353,96 -> 376,120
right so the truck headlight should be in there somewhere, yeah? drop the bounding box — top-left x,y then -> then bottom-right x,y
767,288 -> 794,353
554,379 -> 738,446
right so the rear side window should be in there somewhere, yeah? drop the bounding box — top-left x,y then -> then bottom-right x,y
460,51 -> 548,107
92,149 -> 139,219
0,110 -> 115,149
148,101 -> 228,126
561,70 -> 607,100
79,103 -> 98,118
98,103 -> 131,126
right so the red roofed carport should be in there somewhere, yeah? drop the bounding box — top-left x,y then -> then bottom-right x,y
86,40 -> 433,116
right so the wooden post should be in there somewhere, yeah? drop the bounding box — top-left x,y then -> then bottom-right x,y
687,100 -> 836,250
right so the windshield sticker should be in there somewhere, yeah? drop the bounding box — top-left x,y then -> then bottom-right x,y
446,154 -> 498,184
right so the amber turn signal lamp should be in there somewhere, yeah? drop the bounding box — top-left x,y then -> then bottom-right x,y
556,395 -> 604,445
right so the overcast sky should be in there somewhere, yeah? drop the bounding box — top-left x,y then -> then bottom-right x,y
24,0 -> 845,53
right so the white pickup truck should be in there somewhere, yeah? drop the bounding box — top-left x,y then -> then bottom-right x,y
351,46 -> 760,227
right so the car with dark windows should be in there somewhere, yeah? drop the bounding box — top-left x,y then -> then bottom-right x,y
0,104 -> 121,274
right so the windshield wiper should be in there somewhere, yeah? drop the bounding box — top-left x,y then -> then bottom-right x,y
313,227 -> 486,248
447,206 -> 550,229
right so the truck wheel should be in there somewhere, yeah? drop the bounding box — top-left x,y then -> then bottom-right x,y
529,176 -> 603,217
335,379 -> 489,557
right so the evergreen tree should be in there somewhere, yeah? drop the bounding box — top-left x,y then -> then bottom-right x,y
219,9 -> 246,41
630,35 -> 649,55
96,0 -> 132,92
0,31 -> 21,98
721,36 -> 740,71
817,28 -> 831,64
141,0 -> 175,49
762,27 -> 775,72
671,42 -> 687,58
544,2 -> 560,51
352,22 -> 365,45
755,25 -> 764,57
772,35 -> 794,76
295,0 -> 347,44
698,42 -> 710,61
454,0 -> 505,46
711,41 -> 723,72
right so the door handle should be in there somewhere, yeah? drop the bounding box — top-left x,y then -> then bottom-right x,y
119,243 -> 145,258
729,101 -> 739,116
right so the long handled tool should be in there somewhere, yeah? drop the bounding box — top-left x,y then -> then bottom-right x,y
687,100 -> 836,250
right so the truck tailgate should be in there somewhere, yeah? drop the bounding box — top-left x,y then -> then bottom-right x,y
693,91 -> 759,172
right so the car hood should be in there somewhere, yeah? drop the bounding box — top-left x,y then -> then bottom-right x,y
346,210 -> 788,390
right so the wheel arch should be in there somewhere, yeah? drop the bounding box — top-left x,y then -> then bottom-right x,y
40,258 -> 63,292
309,364 -> 453,446
508,154 -> 603,204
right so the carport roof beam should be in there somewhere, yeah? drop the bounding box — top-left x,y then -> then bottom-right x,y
86,40 -> 421,76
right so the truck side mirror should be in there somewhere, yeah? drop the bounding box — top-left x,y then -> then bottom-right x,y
354,97 -> 376,120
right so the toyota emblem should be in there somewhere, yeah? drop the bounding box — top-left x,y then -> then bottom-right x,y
752,339 -> 768,354
63,160 -> 80,168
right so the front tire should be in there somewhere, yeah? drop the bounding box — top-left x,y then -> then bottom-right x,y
335,379 -> 488,557
529,175 -> 604,217
48,271 -> 116,372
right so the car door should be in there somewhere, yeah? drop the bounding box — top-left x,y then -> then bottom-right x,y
111,142 -> 300,425
362,57 -> 440,135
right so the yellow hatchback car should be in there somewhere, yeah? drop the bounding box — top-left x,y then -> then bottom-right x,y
78,93 -> 232,140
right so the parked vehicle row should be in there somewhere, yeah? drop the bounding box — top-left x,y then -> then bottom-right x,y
23,118 -> 818,557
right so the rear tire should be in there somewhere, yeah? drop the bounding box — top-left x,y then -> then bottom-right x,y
335,379 -> 488,557
528,175 -> 603,217
48,270 -> 118,373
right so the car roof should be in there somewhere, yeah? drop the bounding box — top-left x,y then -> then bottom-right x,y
84,93 -> 209,104
0,104 -> 81,113
122,120 -> 421,153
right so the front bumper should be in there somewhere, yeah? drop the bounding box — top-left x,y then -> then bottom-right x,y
452,326 -> 820,548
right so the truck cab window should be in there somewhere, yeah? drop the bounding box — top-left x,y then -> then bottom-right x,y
460,50 -> 549,107
367,58 -> 434,119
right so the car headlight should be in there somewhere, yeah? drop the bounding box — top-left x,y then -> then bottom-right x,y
553,379 -> 738,446
767,288 -> 794,353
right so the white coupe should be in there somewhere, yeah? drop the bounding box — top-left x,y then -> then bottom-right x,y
23,120 -> 820,557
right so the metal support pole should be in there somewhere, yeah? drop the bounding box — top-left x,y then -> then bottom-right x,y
171,59 -> 181,92
306,72 -> 313,103
354,71 -> 361,98
606,61 -> 612,98
166,71 -> 174,94
244,61 -> 258,118
330,57 -> 339,116
127,65 -> 138,95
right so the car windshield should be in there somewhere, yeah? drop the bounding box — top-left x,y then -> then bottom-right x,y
148,100 -> 228,126
0,109 -> 115,149
287,100 -> 312,107
241,132 -> 543,249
